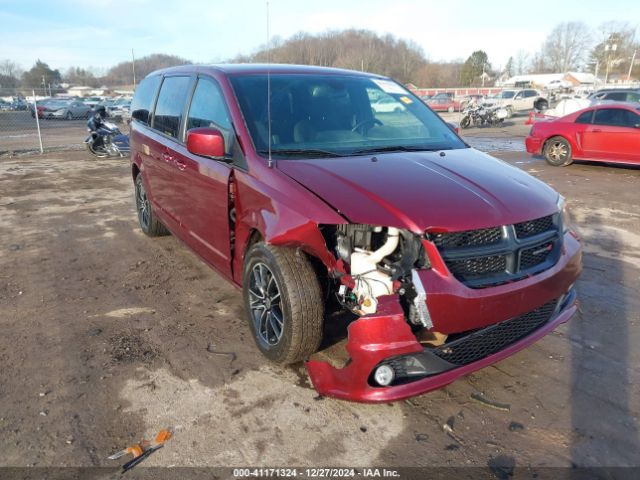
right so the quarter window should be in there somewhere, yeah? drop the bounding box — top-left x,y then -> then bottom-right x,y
131,75 -> 161,125
153,76 -> 191,139
575,111 -> 593,124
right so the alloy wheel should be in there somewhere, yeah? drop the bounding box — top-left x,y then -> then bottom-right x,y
135,178 -> 150,230
547,141 -> 568,162
248,262 -> 284,346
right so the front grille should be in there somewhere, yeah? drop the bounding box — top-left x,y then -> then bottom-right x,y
520,241 -> 553,269
430,214 -> 560,288
515,215 -> 554,238
447,255 -> 506,277
431,227 -> 502,249
433,299 -> 558,366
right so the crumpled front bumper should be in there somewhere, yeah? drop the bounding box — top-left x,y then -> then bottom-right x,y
306,233 -> 581,403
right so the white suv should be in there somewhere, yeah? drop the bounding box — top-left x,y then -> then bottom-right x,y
483,89 -> 548,117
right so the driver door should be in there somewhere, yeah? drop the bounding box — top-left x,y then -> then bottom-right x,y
582,108 -> 640,162
169,76 -> 235,276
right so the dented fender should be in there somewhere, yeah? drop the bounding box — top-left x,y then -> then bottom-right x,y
231,166 -> 346,285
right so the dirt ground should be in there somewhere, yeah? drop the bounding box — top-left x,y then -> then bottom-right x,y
1,135 -> 639,476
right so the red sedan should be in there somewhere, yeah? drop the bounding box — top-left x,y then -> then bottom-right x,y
526,103 -> 640,166
427,96 -> 462,113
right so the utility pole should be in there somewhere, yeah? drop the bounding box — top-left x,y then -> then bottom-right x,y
131,49 -> 137,88
604,43 -> 617,84
628,49 -> 637,83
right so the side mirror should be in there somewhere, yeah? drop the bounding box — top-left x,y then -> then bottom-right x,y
186,127 -> 225,158
446,122 -> 460,135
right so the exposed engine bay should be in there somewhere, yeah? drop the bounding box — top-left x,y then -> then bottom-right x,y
322,225 -> 433,329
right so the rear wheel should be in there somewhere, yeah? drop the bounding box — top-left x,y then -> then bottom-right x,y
544,136 -> 573,166
243,243 -> 323,365
134,174 -> 169,236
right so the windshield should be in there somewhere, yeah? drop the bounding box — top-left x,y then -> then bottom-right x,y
498,91 -> 516,99
230,74 -> 466,158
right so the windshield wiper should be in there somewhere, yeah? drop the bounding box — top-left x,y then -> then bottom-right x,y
350,145 -> 441,155
258,148 -> 341,158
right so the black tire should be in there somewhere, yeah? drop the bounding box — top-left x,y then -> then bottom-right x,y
534,99 -> 549,112
243,242 -> 323,365
134,174 -> 170,236
460,116 -> 471,129
86,140 -> 109,158
544,136 -> 573,166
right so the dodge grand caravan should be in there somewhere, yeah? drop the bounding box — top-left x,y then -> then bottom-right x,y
129,65 -> 582,402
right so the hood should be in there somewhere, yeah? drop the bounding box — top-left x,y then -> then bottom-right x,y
278,149 -> 559,233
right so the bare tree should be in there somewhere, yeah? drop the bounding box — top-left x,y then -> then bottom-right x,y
590,22 -> 639,76
541,22 -> 592,72
514,50 -> 530,75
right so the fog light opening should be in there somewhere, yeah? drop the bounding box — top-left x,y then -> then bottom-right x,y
373,364 -> 395,386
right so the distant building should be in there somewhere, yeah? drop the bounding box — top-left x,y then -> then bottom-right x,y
498,73 -> 563,88
563,72 -> 595,86
66,86 -> 93,97
498,72 -> 597,89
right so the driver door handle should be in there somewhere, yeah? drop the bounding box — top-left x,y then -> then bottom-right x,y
174,158 -> 186,171
592,128 -> 602,133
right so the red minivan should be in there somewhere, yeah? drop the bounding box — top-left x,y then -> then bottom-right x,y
129,65 -> 582,402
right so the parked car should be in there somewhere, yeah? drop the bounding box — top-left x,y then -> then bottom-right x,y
525,103 -> 640,166
10,98 -> 28,111
129,64 -> 581,402
0,99 -> 11,111
40,99 -> 92,119
426,96 -> 461,113
106,98 -> 132,121
371,96 -> 406,113
82,96 -> 104,108
587,89 -> 640,103
483,89 -> 548,117
546,79 -> 572,91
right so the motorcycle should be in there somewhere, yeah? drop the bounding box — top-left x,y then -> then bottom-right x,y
85,113 -> 130,158
460,104 -> 508,129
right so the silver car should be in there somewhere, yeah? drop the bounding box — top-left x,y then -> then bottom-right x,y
42,100 -> 92,120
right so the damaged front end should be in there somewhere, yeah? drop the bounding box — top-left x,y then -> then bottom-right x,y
306,223 -> 581,402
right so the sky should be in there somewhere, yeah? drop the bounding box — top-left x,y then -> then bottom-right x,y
0,0 -> 637,72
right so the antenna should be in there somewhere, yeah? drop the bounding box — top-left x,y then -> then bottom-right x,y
266,0 -> 274,168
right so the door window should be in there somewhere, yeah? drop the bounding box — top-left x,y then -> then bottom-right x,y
186,77 -> 233,151
152,76 -> 191,138
604,92 -> 626,101
131,75 -> 161,125
625,92 -> 640,102
594,108 -> 640,127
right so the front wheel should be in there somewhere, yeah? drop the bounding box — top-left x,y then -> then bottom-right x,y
544,136 -> 573,166
243,243 -> 323,365
460,115 -> 471,129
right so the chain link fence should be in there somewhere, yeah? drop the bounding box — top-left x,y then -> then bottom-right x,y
0,87 -> 130,155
